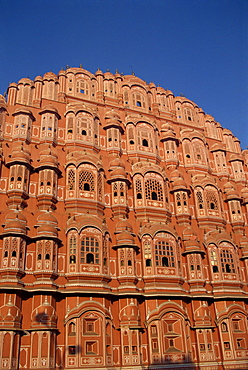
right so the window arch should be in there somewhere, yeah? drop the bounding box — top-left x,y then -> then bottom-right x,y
131,90 -> 146,109
134,172 -> 169,210
195,185 -> 221,217
79,170 -> 95,192
80,229 -> 101,267
143,233 -> 180,276
127,122 -> 156,154
192,139 -> 207,165
209,242 -> 238,280
69,235 -> 77,264
76,79 -> 89,96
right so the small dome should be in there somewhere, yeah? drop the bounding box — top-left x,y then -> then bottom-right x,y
105,109 -> 121,121
115,219 -> 134,234
37,224 -> 58,237
39,147 -> 58,167
11,145 -> 31,164
182,226 -> 197,240
161,123 -> 174,132
172,177 -> 188,191
109,157 -> 125,169
116,230 -> 134,245
37,211 -> 58,226
95,69 -> 103,76
210,142 -> 226,152
184,239 -> 202,254
5,211 -> 27,224
224,182 -> 234,192
18,77 -> 33,85
43,72 -> 57,81
13,107 -> 34,117
170,170 -> 183,182
39,105 -> 59,115
110,167 -> 127,179
241,187 -> 248,203
224,183 -> 240,200
34,75 -> 43,82
4,220 -> 26,234
229,153 -> 243,162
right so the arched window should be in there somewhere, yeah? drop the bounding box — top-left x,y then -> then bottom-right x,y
146,259 -> 152,266
145,178 -> 163,202
210,250 -> 218,273
86,253 -> 94,264
142,138 -> 148,147
162,256 -> 169,267
69,236 -> 77,264
67,168 -> 76,191
205,186 -> 220,213
80,236 -> 99,264
151,191 -> 157,200
69,322 -> 76,336
196,190 -> 204,209
220,249 -> 235,273
155,237 -> 175,267
79,170 -> 95,192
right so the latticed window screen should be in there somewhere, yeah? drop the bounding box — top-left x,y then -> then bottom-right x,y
120,248 -> 125,265
113,182 -> 118,197
176,193 -> 181,204
12,238 -> 18,254
76,80 -> 89,95
68,169 -> 75,190
128,126 -> 134,140
220,249 -> 235,273
206,191 -> 218,210
69,237 -> 76,257
155,241 -> 175,267
184,141 -> 191,158
67,117 -> 73,132
80,237 -> 99,264
124,90 -> 129,103
144,241 -> 152,259
145,179 -> 163,201
97,173 -> 102,197
79,171 -> 94,191
135,179 -> 142,198
120,182 -> 124,194
196,191 -> 204,209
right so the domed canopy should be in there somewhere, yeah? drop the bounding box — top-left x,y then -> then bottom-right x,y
43,72 -> 57,81
110,167 -> 127,180
109,157 -> 125,169
36,211 -> 58,238
18,77 -> 33,86
224,183 -> 240,201
37,211 -> 58,226
115,219 -> 134,234
37,224 -> 58,237
4,211 -> 27,235
241,187 -> 248,204
116,230 -> 135,246
39,147 -> 58,167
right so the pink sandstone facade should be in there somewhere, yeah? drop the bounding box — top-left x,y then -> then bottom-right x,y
0,67 -> 248,370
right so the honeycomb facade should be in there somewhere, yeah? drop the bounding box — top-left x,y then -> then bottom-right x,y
0,67 -> 248,370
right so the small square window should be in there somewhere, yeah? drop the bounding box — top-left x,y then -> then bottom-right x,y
69,346 -> 76,355
224,342 -> 230,350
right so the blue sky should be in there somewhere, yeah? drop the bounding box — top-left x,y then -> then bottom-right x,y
1,0 -> 247,148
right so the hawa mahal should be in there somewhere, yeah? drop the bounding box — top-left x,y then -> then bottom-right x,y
0,67 -> 248,370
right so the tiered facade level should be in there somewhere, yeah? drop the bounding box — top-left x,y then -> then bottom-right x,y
0,67 -> 248,370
